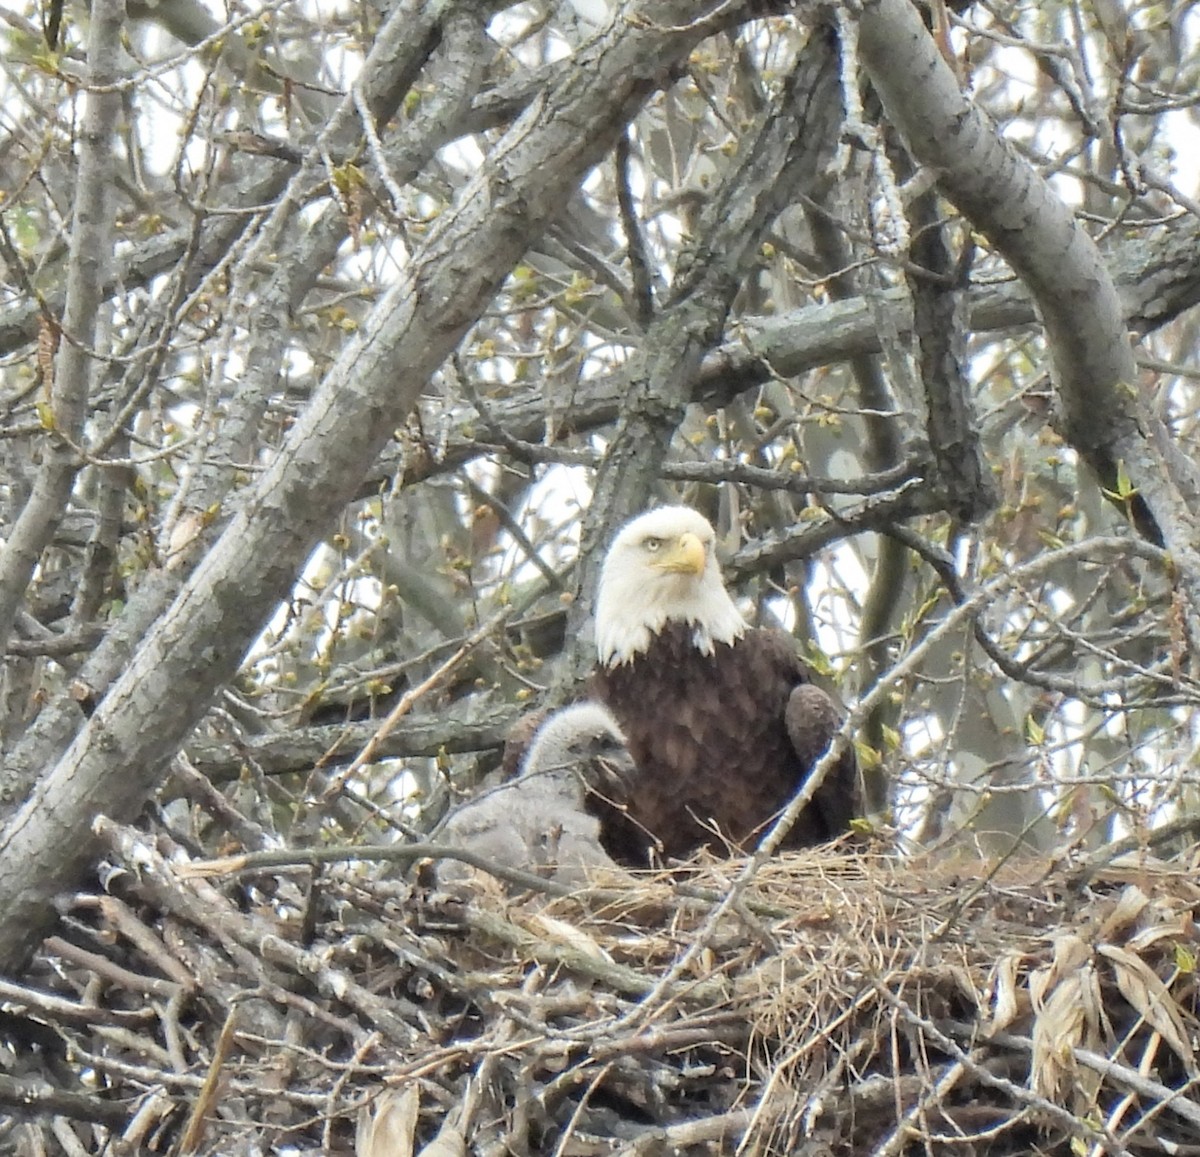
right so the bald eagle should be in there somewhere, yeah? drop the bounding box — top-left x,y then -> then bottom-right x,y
432,703 -> 633,888
588,505 -> 859,864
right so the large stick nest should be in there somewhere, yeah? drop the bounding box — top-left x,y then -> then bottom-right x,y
4,813 -> 1200,1156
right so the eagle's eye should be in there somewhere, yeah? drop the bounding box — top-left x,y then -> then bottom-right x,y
643,536 -> 663,552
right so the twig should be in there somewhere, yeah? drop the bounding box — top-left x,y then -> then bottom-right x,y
0,1073 -> 130,1130
1073,1046 -> 1200,1132
619,1105 -> 758,1154
0,975 -> 154,1028
971,1023 -> 1200,1134
177,839 -> 576,895
463,907 -> 726,1004
462,473 -> 566,592
615,132 -> 653,325
176,837 -> 800,921
178,1006 -> 238,1154
880,990 -> 1136,1157
552,1061 -> 616,1157
42,936 -> 185,1001
72,894 -> 198,990
870,1060 -> 967,1157
316,607 -> 516,802
327,1032 -> 383,1152
55,1041 -> 329,1103
1068,813 -> 1200,887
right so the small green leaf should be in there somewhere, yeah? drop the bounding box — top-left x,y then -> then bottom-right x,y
29,49 -> 61,75
853,739 -> 882,770
1102,459 -> 1139,503
331,162 -> 366,197
562,272 -> 594,307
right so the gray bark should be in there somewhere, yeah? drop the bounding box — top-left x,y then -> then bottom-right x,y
0,0 -> 124,653
856,0 -> 1200,612
0,0 -> 494,803
374,215 -> 1200,496
574,28 -> 846,643
0,0 -> 811,973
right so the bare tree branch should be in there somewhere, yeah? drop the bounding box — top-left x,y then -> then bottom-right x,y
0,0 -> 124,652
0,0 -> 819,974
0,0 -> 496,807
574,27 -> 846,642
855,0 -> 1200,611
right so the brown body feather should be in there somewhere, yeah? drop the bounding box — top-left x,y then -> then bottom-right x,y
589,620 -> 858,864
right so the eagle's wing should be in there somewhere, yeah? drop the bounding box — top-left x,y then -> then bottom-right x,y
784,681 -> 861,841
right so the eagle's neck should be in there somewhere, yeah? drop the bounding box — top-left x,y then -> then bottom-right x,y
595,582 -> 746,667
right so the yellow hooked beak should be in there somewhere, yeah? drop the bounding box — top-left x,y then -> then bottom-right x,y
654,531 -> 707,576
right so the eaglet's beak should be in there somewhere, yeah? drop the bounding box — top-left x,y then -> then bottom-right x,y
654,531 -> 707,576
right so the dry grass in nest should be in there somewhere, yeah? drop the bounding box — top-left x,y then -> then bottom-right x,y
5,819 -> 1200,1156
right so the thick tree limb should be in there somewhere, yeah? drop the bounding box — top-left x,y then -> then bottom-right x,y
907,194 -> 995,524
186,708 -> 517,782
0,0 -> 816,973
374,214 -> 1200,495
0,1 -> 492,808
855,0 -> 1200,610
806,181 -> 911,816
857,0 -> 1141,453
0,0 -> 123,654
574,27 -> 846,641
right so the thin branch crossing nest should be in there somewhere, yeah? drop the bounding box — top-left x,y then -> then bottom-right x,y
4,815 -> 1199,1156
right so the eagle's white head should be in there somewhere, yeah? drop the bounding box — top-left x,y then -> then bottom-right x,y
594,505 -> 746,667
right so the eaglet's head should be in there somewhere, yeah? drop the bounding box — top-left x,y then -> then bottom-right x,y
522,702 -> 629,779
594,505 -> 745,667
